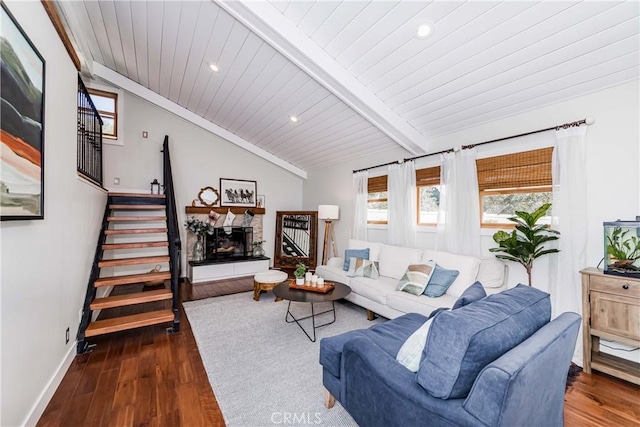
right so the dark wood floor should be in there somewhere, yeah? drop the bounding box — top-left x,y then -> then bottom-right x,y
38,277 -> 640,427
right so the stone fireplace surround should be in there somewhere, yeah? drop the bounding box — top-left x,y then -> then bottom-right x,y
185,206 -> 268,283
184,206 -> 264,260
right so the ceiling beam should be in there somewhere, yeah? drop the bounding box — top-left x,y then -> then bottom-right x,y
217,1 -> 429,156
92,62 -> 307,179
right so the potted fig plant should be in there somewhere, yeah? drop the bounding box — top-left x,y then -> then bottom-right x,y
489,203 -> 560,286
294,263 -> 307,285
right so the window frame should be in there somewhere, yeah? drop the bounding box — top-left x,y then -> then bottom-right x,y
87,87 -> 118,140
367,175 -> 388,224
416,165 -> 441,226
479,185 -> 553,229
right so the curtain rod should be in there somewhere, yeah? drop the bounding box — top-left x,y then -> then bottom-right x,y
353,117 -> 594,174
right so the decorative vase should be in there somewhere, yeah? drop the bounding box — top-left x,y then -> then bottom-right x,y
193,235 -> 204,262
253,243 -> 265,258
295,276 -> 304,285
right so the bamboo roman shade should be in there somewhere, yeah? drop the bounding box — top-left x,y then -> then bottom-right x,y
415,166 -> 441,186
476,147 -> 553,191
368,175 -> 388,193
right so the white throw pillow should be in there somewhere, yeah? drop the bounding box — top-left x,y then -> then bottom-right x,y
396,317 -> 436,372
396,262 -> 437,295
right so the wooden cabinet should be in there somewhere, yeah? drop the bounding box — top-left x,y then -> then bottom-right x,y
581,267 -> 640,384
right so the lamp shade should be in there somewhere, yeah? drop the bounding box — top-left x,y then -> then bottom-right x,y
318,205 -> 339,220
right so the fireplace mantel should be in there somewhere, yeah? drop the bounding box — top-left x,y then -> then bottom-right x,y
185,206 -> 265,215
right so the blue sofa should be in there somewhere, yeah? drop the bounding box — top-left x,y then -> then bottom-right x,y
320,285 -> 581,427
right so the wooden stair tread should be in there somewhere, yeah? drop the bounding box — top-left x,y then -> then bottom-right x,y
98,255 -> 170,268
90,289 -> 172,310
109,205 -> 166,210
109,192 -> 165,198
95,271 -> 171,287
108,216 -> 167,221
103,241 -> 168,250
85,309 -> 174,337
105,228 -> 167,235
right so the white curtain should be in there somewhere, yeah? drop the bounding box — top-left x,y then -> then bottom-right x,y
388,161 -> 417,247
352,171 -> 369,241
435,148 -> 481,257
548,126 -> 587,365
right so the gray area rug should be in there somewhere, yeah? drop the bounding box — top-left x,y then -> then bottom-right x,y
183,291 -> 384,427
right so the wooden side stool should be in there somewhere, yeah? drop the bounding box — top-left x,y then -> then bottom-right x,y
253,270 -> 288,301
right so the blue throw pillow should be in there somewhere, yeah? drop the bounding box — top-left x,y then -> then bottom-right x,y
343,248 -> 370,271
452,281 -> 486,310
423,264 -> 460,297
427,282 -> 486,320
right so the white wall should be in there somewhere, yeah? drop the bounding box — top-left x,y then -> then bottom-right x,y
101,91 -> 304,274
304,80 -> 640,290
0,2 -> 107,425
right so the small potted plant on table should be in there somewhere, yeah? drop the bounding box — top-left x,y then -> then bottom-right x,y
294,263 -> 307,285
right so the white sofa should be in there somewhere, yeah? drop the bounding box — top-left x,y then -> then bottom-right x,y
315,239 -> 508,320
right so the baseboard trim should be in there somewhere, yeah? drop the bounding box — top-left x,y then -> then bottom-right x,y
23,342 -> 76,427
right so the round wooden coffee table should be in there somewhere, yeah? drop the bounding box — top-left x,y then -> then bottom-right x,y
272,281 -> 351,342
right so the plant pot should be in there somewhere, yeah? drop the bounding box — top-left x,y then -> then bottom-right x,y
295,277 -> 304,285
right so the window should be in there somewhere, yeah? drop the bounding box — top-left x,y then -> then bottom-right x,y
367,175 -> 387,223
416,166 -> 440,225
87,88 -> 117,139
477,148 -> 553,227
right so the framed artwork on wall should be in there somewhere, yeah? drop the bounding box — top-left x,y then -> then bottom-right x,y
220,178 -> 257,208
257,194 -> 265,209
0,3 -> 46,220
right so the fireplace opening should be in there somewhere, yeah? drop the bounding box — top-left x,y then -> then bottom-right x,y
204,227 -> 253,260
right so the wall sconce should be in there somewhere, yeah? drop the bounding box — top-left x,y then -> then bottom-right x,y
150,179 -> 161,195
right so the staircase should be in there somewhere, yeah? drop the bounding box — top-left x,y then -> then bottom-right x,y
77,136 -> 181,353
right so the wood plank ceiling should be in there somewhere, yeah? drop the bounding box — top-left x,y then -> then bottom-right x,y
63,0 -> 639,173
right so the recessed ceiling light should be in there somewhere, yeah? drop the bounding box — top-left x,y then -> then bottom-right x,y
289,116 -> 298,123
416,23 -> 432,39
209,63 -> 219,72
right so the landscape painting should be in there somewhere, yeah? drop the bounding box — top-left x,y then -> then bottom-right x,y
1,3 -> 45,220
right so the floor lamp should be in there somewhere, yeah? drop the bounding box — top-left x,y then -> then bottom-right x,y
318,205 -> 339,265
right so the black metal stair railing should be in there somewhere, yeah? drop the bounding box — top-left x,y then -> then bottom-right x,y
77,76 -> 103,186
162,135 -> 181,332
76,200 -> 110,354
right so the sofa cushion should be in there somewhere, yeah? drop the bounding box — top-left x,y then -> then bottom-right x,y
421,250 -> 481,297
396,262 -> 436,295
315,264 -> 350,285
387,291 -> 457,317
379,245 -> 424,280
319,312 -> 426,379
417,284 -> 551,399
396,282 -> 489,372
343,248 -> 370,270
348,239 -> 382,262
423,264 -> 460,297
347,258 -> 380,279
476,258 -> 507,289
349,276 -> 398,305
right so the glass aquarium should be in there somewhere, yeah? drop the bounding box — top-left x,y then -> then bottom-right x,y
603,218 -> 640,278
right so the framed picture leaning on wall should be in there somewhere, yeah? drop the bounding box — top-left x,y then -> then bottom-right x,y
220,178 -> 257,208
1,3 -> 46,220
